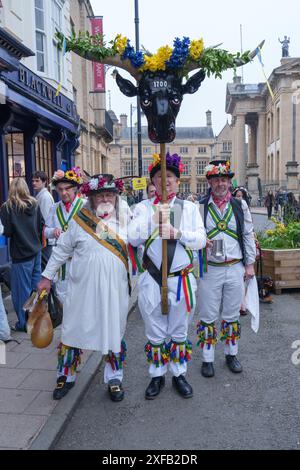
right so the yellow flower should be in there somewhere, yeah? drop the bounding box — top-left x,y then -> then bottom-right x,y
65,170 -> 75,179
114,34 -> 128,54
189,38 -> 204,60
140,45 -> 172,72
153,153 -> 161,165
266,230 -> 274,236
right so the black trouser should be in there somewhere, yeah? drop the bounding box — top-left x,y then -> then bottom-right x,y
267,205 -> 273,218
41,244 -> 53,271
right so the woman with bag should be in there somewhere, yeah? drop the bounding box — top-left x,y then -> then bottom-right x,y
0,178 -> 43,332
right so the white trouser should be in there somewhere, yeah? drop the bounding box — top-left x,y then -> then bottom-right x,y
139,294 -> 193,378
104,362 -> 124,383
197,262 -> 245,362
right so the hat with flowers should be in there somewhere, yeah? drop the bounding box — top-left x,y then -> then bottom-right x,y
51,167 -> 83,188
204,160 -> 234,179
148,152 -> 185,179
80,174 -> 125,196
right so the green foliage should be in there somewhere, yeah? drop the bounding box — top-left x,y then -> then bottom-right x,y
257,219 -> 300,249
193,48 -> 251,79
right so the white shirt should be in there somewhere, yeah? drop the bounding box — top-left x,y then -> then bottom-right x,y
128,197 -> 206,272
36,188 -> 54,221
44,197 -> 85,241
205,196 -> 256,265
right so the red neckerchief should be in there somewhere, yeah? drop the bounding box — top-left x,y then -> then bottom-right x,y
153,192 -> 176,205
63,195 -> 77,213
212,191 -> 231,211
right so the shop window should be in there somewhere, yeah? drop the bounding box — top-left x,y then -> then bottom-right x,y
5,133 -> 26,184
35,137 -> 54,181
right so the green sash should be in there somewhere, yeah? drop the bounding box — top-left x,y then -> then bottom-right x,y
56,197 -> 83,280
207,203 -> 238,241
74,209 -> 130,293
56,197 -> 84,232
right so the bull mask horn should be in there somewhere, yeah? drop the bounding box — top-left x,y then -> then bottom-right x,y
57,32 -> 265,82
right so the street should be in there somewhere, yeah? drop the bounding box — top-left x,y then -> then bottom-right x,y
54,213 -> 300,451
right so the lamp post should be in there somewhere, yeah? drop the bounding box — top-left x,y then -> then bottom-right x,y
130,103 -> 137,176
134,0 -> 143,201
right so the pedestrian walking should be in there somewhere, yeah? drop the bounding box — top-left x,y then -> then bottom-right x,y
32,171 -> 55,270
128,152 -> 206,400
264,190 -> 275,219
0,178 -> 44,332
38,174 -> 131,402
197,160 -> 256,378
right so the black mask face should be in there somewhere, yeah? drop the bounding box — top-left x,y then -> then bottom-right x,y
115,69 -> 206,144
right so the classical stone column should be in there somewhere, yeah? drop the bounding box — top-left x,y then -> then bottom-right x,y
286,162 -> 299,194
257,113 -> 267,184
234,114 -> 246,185
247,118 -> 259,201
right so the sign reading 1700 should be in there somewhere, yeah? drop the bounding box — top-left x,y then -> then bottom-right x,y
151,80 -> 168,90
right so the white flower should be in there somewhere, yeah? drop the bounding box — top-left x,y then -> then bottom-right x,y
89,178 -> 99,190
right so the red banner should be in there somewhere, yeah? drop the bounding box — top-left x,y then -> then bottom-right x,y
90,17 -> 105,92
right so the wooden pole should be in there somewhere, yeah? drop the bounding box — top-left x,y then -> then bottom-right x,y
160,142 -> 169,314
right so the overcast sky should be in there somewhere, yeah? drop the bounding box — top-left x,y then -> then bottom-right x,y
90,0 -> 299,135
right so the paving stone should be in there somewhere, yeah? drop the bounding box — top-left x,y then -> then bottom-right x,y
12,339 -> 57,355
19,370 -> 56,391
0,368 -> 32,389
24,391 -> 58,416
0,388 -> 39,413
16,353 -> 57,370
0,413 -> 47,449
0,351 -> 30,368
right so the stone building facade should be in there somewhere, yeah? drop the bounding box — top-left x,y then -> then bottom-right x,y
226,57 -> 300,201
70,0 -> 113,175
109,110 -> 215,196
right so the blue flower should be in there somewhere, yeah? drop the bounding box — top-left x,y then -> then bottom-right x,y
166,37 -> 190,69
121,39 -> 145,68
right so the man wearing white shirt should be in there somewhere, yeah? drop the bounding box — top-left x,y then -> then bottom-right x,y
197,160 -> 256,378
128,153 -> 206,400
32,171 -> 54,270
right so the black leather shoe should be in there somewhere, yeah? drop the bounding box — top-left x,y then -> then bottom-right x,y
108,379 -> 124,402
225,355 -> 243,373
145,376 -> 165,400
53,376 -> 75,400
201,362 -> 215,378
172,375 -> 193,398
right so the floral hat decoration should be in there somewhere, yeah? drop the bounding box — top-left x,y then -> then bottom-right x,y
51,167 -> 83,188
148,152 -> 185,179
81,174 -> 125,196
204,160 -> 234,180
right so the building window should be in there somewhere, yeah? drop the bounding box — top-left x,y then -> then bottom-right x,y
196,182 -> 208,195
52,0 -> 63,82
222,141 -> 232,152
198,146 -> 207,154
124,147 -> 131,155
35,137 -> 53,180
142,160 -> 151,176
5,133 -> 25,184
143,147 -> 152,155
35,0 -> 46,72
179,182 -> 190,194
277,107 -> 280,139
122,160 -> 135,177
196,159 -> 209,176
180,147 -> 188,154
182,160 -> 191,176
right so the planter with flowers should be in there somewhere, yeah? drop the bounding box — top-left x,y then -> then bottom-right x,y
257,219 -> 300,293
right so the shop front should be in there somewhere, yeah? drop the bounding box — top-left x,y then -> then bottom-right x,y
0,27 -> 80,264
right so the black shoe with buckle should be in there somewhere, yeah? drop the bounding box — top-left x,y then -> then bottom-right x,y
201,362 -> 215,378
108,379 -> 124,402
225,355 -> 243,373
145,376 -> 165,400
53,376 -> 75,400
172,375 -> 193,398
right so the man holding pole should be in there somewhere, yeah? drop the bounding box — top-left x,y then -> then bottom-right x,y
128,152 -> 206,400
